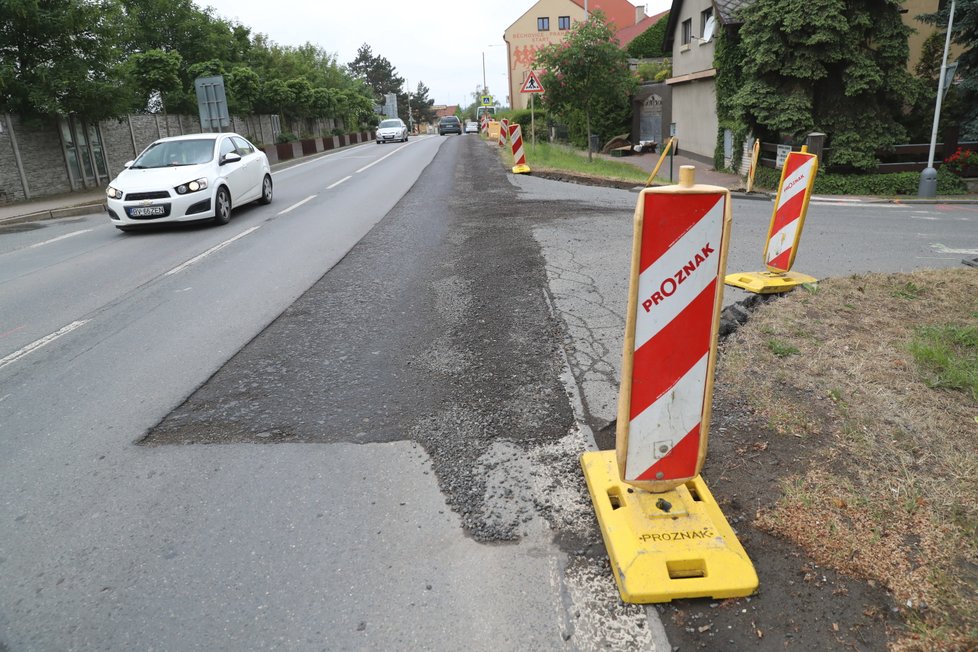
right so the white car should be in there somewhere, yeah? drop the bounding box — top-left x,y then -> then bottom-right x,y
464,121 -> 479,134
376,118 -> 408,144
105,133 -> 272,231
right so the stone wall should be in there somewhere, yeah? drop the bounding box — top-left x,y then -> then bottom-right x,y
2,112 -> 348,205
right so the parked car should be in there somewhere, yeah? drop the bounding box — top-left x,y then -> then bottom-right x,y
376,118 -> 408,144
105,133 -> 272,232
464,121 -> 478,134
438,116 -> 462,135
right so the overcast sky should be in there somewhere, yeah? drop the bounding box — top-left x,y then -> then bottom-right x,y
196,0 -> 672,108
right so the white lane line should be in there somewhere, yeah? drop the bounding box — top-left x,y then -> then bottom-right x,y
327,176 -> 352,189
356,140 -> 417,173
0,320 -> 89,371
277,194 -> 317,215
931,243 -> 978,255
29,229 -> 93,249
163,226 -> 261,277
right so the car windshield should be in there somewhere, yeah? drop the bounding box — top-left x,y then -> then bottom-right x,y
379,120 -> 402,128
442,117 -> 458,123
131,139 -> 215,169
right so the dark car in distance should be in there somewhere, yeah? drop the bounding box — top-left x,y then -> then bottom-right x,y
438,116 -> 462,135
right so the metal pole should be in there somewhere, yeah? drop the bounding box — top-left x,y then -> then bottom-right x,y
918,0 -> 955,198
482,52 -> 487,95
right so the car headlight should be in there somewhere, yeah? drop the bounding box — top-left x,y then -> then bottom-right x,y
175,177 -> 208,195
106,186 -> 122,199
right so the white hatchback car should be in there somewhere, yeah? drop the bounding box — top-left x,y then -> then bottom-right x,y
105,133 -> 272,231
376,118 -> 408,144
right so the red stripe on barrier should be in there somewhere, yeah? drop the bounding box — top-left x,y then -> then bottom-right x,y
768,248 -> 792,271
770,187 -> 806,235
635,423 -> 701,481
640,194 -> 724,273
628,280 -> 716,420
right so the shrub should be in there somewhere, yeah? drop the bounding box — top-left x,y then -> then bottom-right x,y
507,109 -> 549,143
751,166 -> 967,196
275,132 -> 297,143
943,148 -> 978,176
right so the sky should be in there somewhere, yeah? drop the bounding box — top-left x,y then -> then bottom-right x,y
195,0 -> 672,108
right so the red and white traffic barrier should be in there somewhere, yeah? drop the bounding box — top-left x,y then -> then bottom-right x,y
764,151 -> 817,273
499,119 -> 509,147
509,123 -> 529,174
618,173 -> 730,490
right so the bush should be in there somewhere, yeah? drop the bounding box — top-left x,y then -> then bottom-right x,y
943,148 -> 978,176
331,128 -> 344,136
636,60 -> 671,82
506,109 -> 549,143
752,166 -> 967,196
275,132 -> 297,143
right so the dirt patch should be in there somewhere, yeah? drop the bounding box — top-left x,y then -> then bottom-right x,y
530,168 -> 644,191
678,269 -> 978,651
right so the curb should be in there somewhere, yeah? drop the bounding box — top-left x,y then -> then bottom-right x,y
0,202 -> 107,226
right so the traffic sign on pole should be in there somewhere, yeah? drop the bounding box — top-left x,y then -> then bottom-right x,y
520,71 -> 545,94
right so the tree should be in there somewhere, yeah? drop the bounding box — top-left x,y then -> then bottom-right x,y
0,0 -> 128,119
347,43 -> 404,100
408,81 -> 436,127
535,12 -> 637,159
128,48 -> 182,115
626,12 -> 671,58
919,1 -> 978,140
730,0 -> 916,170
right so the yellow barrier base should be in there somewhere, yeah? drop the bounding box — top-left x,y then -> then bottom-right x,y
581,450 -> 758,603
723,270 -> 817,294
512,164 -> 531,175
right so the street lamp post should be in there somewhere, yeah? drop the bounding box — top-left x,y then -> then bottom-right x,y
918,0 -> 956,198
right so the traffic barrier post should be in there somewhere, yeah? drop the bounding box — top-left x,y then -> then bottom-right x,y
725,148 -> 819,294
510,124 -> 531,175
581,166 -> 758,603
499,119 -> 509,147
745,139 -> 761,194
644,137 -> 675,187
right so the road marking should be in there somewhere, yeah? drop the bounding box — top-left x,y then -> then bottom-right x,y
0,320 -> 89,371
277,195 -> 317,215
0,324 -> 27,339
327,176 -> 352,189
356,140 -> 417,173
29,229 -> 93,249
930,243 -> 978,255
163,226 -> 261,277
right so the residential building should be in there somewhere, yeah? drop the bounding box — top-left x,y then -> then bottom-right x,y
503,0 -> 649,110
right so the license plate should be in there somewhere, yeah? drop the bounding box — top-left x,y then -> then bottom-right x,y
128,206 -> 165,217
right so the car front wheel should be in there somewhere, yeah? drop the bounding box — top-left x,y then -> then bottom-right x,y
213,187 -> 231,225
258,174 -> 273,205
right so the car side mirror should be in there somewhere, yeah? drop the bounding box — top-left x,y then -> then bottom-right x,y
124,160 -> 134,168
221,152 -> 242,165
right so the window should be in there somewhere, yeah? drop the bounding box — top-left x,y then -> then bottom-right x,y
558,16 -> 571,30
700,8 -> 713,38
681,18 -> 692,46
537,16 -> 549,31
232,136 -> 254,155
219,138 -> 236,160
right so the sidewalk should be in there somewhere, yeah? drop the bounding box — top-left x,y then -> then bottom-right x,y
599,149 -> 747,190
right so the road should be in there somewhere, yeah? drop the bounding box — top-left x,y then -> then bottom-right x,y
2,133 -> 976,650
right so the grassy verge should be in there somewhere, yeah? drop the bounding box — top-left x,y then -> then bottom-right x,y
719,269 -> 978,650
500,140 -> 654,184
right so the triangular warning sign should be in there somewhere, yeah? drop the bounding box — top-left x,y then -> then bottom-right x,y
520,71 -> 545,94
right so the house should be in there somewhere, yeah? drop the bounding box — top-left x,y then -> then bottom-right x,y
503,0 -> 649,111
664,0 -> 956,167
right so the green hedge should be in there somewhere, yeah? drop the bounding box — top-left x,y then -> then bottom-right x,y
504,109 -> 549,143
752,166 -> 967,196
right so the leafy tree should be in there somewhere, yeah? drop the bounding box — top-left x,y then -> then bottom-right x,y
626,12 -> 671,58
535,11 -> 637,159
0,0 -> 128,119
127,48 -> 182,115
227,65 -> 261,115
919,1 -> 978,139
285,77 -> 314,118
408,80 -> 436,127
730,0 -> 916,170
348,43 -> 404,100
261,78 -> 293,117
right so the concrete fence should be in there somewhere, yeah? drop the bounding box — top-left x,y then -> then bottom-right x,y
0,112 -> 352,205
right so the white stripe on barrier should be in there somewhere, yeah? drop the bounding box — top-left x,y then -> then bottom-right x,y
625,354 -> 709,480
633,198 -> 723,350
776,158 -> 816,210
766,220 -> 800,263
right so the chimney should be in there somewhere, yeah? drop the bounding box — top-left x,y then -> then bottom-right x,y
635,5 -> 646,23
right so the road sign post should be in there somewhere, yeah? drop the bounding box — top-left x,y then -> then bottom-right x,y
581,166 -> 757,603
520,71 -> 544,149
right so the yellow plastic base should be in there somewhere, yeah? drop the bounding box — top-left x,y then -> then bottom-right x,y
723,270 -> 817,294
581,450 -> 758,603
512,164 -> 531,175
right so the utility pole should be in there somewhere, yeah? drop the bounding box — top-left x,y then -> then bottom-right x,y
918,0 -> 956,198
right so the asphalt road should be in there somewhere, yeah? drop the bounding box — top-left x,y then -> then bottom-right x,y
2,133 -> 976,651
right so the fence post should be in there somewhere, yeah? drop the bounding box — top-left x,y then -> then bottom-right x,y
805,132 -> 826,163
